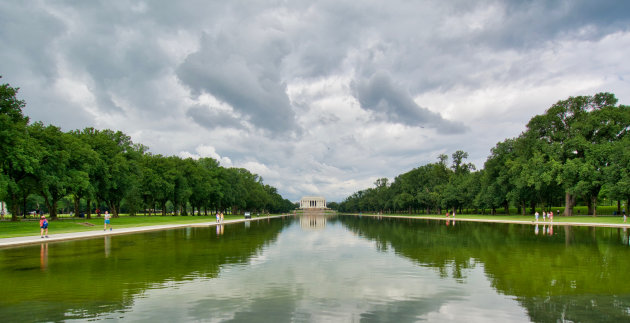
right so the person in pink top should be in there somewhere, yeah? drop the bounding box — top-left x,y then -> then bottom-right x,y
39,215 -> 48,238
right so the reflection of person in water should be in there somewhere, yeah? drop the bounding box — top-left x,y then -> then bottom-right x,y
535,224 -> 539,235
216,224 -> 224,235
104,236 -> 111,258
40,243 -> 48,271
548,224 -> 553,236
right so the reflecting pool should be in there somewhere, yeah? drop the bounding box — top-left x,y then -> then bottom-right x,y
1,215 -> 629,322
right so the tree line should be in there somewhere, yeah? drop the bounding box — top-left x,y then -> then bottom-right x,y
0,77 -> 295,221
338,93 -> 630,216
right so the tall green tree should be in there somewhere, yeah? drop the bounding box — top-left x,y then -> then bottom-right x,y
0,78 -> 40,220
524,93 -> 628,216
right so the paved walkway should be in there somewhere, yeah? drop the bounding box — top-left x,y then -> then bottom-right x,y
0,215 -> 288,248
3,214 -> 627,248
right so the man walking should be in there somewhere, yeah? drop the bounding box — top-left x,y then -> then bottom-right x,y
104,211 -> 112,231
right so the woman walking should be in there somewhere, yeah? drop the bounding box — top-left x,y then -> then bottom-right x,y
40,215 -> 48,238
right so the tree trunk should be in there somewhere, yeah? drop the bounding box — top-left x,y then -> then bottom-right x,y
563,192 -> 574,216
618,200 -> 622,215
108,201 -> 119,218
591,196 -> 597,217
96,198 -> 102,217
86,198 -> 92,219
22,193 -> 28,218
73,195 -> 81,218
161,201 -> 167,216
521,201 -> 526,216
9,193 -> 20,222
51,200 -> 58,220
503,201 -> 509,215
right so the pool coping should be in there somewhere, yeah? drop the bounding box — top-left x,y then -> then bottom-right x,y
355,214 -> 630,228
3,213 -> 629,248
0,215 -> 291,248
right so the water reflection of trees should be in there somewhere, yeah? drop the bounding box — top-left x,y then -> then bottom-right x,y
0,218 -> 292,322
339,215 -> 630,322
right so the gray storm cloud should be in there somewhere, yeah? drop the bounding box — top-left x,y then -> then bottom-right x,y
186,105 -> 244,130
354,72 -> 467,133
2,0 -> 630,202
176,32 -> 298,136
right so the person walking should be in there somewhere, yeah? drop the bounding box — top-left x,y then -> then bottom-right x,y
535,211 -> 539,222
104,211 -> 112,231
624,211 -> 627,223
220,212 -> 224,223
40,215 -> 48,238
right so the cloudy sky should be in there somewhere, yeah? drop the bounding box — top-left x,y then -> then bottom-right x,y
1,1 -> 629,202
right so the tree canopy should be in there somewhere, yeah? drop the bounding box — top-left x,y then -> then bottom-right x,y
339,93 -> 630,216
0,78 -> 294,220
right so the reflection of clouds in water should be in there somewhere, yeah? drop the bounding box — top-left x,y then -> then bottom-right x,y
102,221 -> 528,322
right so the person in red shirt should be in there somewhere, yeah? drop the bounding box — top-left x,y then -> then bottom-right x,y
39,215 -> 48,238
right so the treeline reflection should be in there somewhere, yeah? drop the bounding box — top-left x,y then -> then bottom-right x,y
0,218 -> 292,322
339,215 -> 630,322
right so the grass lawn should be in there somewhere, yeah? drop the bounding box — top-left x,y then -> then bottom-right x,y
356,213 -> 630,225
0,214 -> 268,239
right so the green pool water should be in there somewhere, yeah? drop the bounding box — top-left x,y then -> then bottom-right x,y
1,215 -> 629,322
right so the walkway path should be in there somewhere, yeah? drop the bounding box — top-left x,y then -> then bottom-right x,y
0,215 -> 289,248
3,214 -> 627,248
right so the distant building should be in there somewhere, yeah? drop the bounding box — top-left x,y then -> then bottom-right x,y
299,196 -> 327,209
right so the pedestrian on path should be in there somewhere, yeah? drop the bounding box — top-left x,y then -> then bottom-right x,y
104,211 -> 112,231
624,211 -> 627,223
40,215 -> 48,238
535,211 -> 539,222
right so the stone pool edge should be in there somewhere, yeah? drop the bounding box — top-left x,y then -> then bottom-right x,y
354,214 -> 630,228
0,215 -> 293,248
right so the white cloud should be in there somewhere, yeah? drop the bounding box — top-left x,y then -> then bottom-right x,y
178,145 -> 233,167
1,0 -> 629,202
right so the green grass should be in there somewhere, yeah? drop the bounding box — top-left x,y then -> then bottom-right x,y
0,214 -> 270,239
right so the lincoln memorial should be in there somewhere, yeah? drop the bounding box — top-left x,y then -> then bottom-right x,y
299,196 -> 327,209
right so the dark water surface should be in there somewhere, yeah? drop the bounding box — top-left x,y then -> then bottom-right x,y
1,215 -> 629,322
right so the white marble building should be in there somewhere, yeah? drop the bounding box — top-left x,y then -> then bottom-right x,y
299,196 -> 327,209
